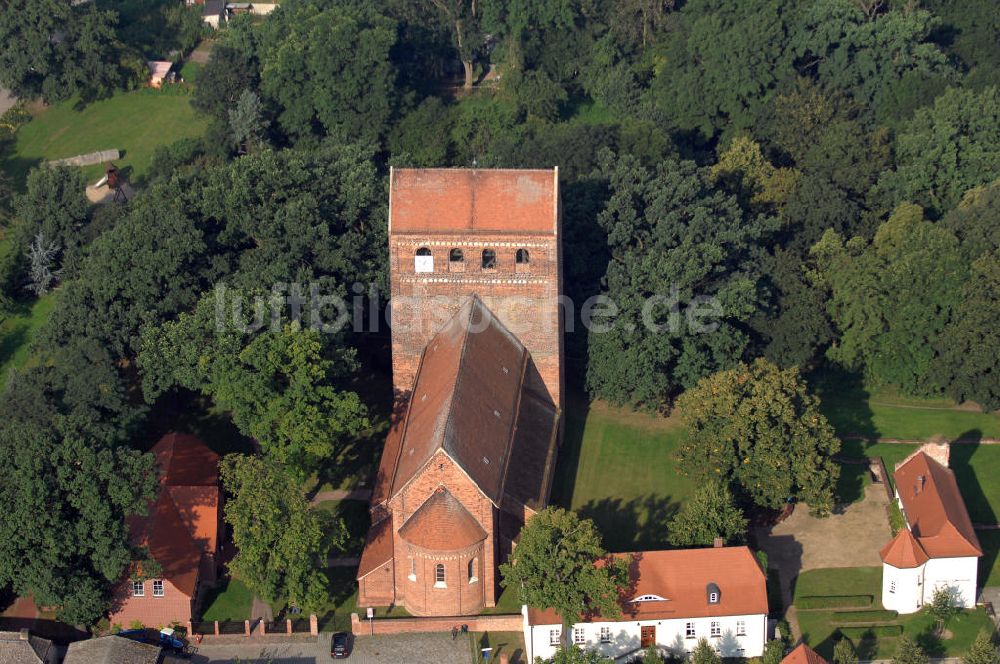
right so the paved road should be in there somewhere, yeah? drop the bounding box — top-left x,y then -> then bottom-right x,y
172,632 -> 472,664
0,87 -> 16,116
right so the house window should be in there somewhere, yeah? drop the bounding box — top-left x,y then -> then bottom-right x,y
573,627 -> 585,645
409,558 -> 416,582
710,621 -> 721,638
450,248 -> 464,262
549,629 -> 561,646
414,247 -> 434,273
468,558 -> 478,584
132,581 -> 144,597
685,622 -> 695,639
889,580 -> 896,594
600,627 -> 611,644
481,249 -> 496,270
434,563 -> 446,587
152,580 -> 164,597
736,620 -> 746,636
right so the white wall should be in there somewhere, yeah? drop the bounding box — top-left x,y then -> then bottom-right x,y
882,563 -> 923,614
524,609 -> 767,663
923,557 -> 979,608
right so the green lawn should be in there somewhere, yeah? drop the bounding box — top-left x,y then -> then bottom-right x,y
812,370 -> 1000,441
470,631 -> 526,664
0,293 -> 57,378
4,88 -> 208,187
793,567 -> 994,660
978,529 -> 1000,587
200,578 -> 253,622
317,567 -> 410,632
551,397 -> 694,552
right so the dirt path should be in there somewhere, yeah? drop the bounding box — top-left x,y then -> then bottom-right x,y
310,488 -> 372,504
0,88 -> 16,116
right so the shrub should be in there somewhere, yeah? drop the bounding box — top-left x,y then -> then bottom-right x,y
797,595 -> 874,610
832,609 -> 898,623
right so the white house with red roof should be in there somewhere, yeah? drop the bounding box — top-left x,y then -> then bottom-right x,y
522,546 -> 768,662
880,444 -> 981,614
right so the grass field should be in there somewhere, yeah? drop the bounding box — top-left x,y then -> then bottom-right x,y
793,567 -> 994,660
3,88 -> 208,187
551,396 -> 694,552
0,293 -> 56,378
200,578 -> 253,622
978,529 -> 1000,587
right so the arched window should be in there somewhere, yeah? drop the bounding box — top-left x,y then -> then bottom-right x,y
481,249 -> 496,270
414,247 -> 433,273
434,563 -> 446,587
515,248 -> 530,264
450,248 -> 464,262
468,558 -> 478,584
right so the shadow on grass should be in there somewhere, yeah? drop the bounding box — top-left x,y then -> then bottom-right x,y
577,494 -> 679,552
0,323 -> 27,369
808,367 -> 877,440
835,459 -> 870,505
949,433 -> 995,523
142,389 -> 256,456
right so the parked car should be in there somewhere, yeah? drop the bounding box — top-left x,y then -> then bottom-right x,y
331,632 -> 350,659
116,627 -> 194,658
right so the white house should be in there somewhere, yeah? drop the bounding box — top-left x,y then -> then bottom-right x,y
880,444 -> 982,614
523,546 -> 768,662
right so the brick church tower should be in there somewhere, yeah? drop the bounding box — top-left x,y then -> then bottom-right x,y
357,168 -> 564,617
387,167 -> 564,408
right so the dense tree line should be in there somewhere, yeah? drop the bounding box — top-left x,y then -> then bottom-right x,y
3,0 -> 1000,624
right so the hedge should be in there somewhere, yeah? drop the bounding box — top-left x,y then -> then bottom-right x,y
832,609 -> 898,623
796,595 -> 874,610
837,625 -> 904,639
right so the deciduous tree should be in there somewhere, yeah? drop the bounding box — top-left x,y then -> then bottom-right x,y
676,359 -> 841,514
667,481 -> 747,547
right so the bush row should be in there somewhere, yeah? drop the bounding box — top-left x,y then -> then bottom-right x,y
796,595 -> 874,610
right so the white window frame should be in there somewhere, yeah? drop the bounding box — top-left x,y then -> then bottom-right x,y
549,629 -> 561,646
434,563 -> 446,588
710,621 -> 721,638
736,620 -> 746,636
573,627 -> 586,645
468,558 -> 478,584
152,580 -> 164,597
600,626 -> 611,644
408,558 -> 416,582
132,581 -> 144,597
709,591 -> 719,603
685,622 -> 695,639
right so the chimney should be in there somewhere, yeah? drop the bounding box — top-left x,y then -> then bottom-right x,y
713,537 -> 724,548
18,629 -> 29,641
915,475 -> 925,496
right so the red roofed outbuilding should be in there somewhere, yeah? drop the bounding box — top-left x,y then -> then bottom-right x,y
880,445 -> 981,614
109,433 -> 222,629
781,643 -> 829,664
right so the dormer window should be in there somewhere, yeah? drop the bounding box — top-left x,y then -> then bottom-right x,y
632,594 -> 667,602
415,247 -> 433,273
707,582 -> 721,605
482,249 -> 496,270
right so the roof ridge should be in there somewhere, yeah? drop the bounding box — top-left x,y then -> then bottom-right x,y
440,296 -> 478,458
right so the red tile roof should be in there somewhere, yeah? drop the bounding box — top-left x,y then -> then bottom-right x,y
782,644 -> 829,664
128,433 -> 221,596
390,168 -> 558,235
879,528 -> 929,569
527,547 -> 768,625
388,296 -> 532,505
357,517 -> 394,580
398,488 -> 488,551
893,452 -> 981,558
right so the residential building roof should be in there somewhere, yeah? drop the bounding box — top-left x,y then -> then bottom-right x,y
398,487 -> 488,551
781,643 -> 828,664
387,296 -> 540,506
63,636 -> 161,664
389,168 -> 558,235
0,630 -> 54,664
128,433 -> 221,596
894,452 -> 981,559
879,528 -> 929,569
526,546 -> 768,626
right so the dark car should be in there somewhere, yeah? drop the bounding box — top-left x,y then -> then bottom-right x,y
331,632 -> 350,659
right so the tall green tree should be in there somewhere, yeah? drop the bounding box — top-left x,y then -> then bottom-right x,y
690,639 -> 722,664
812,203 -> 965,394
960,630 -> 997,664
877,86 -> 1000,216
676,359 -> 841,514
500,508 -> 629,647
834,638 -> 858,664
586,150 -> 777,408
13,166 -> 90,276
667,481 -> 748,547
891,635 -> 928,664
258,3 -> 400,144
220,454 -> 342,612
